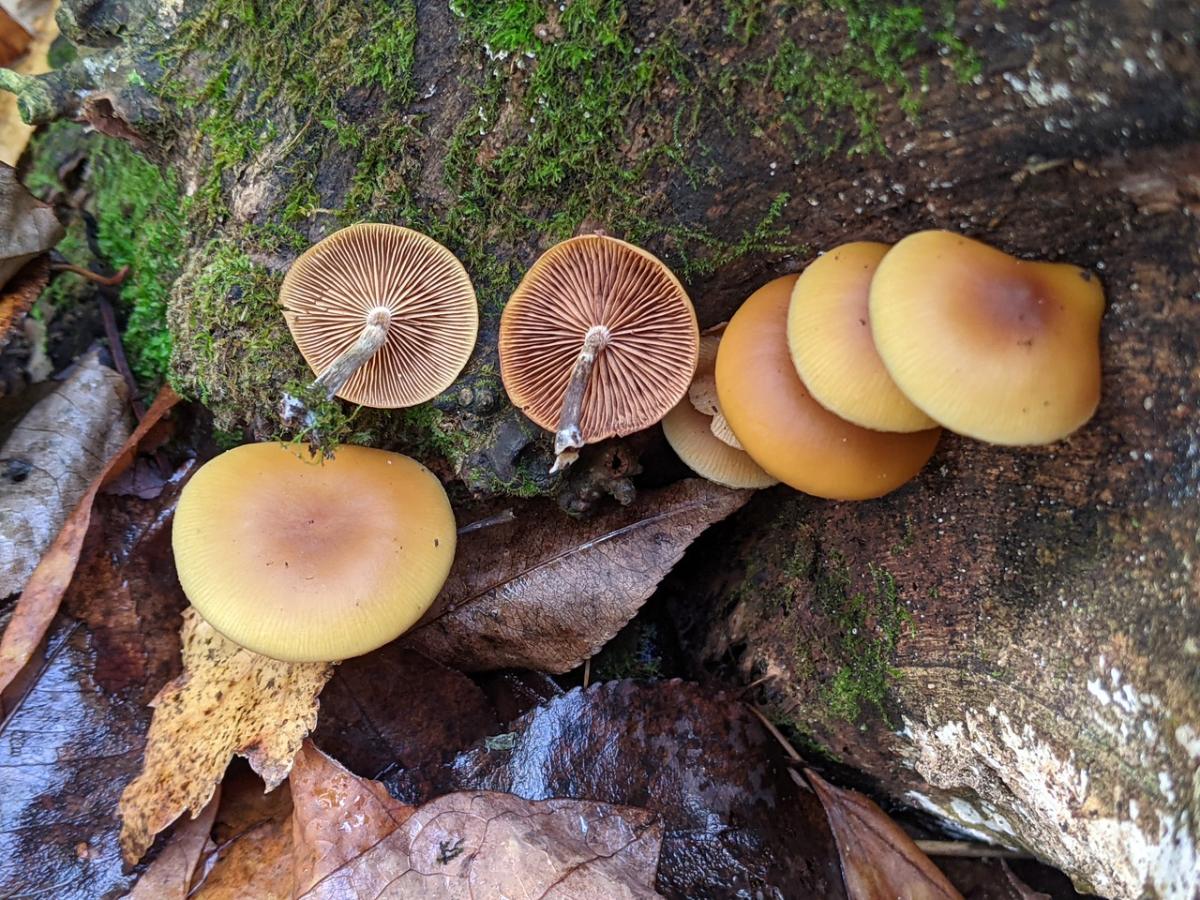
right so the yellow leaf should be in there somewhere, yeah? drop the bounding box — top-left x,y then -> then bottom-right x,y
118,607 -> 333,864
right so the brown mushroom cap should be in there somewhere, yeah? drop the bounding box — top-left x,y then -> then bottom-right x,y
280,224 -> 478,408
716,275 -> 941,500
787,242 -> 936,433
869,231 -> 1104,444
172,442 -> 457,662
499,234 -> 699,447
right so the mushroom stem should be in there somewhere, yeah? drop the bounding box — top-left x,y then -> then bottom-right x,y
551,325 -> 610,473
312,307 -> 392,400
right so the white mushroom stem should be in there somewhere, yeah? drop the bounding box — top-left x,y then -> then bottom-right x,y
313,307 -> 392,400
551,324 -> 611,473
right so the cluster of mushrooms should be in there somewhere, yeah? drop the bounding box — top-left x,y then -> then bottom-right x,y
172,225 -> 1103,664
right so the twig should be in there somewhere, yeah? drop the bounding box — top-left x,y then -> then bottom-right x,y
96,292 -> 145,421
582,657 -> 591,688
748,705 -> 803,764
457,509 -> 516,536
916,840 -> 1030,860
50,262 -> 130,286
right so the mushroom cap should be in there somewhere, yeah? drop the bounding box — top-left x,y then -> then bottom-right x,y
716,275 -> 941,500
869,231 -> 1104,445
280,223 -> 478,408
663,396 -> 777,489
499,234 -> 699,443
172,442 -> 457,662
787,242 -> 936,433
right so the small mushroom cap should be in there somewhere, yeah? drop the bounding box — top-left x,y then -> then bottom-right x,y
663,396 -> 777,489
172,442 -> 457,662
787,242 -> 936,433
499,234 -> 699,442
281,224 -> 478,408
869,231 -> 1104,444
716,275 -> 941,500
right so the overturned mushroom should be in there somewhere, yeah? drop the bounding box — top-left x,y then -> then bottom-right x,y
499,235 -> 699,472
280,224 -> 477,414
172,442 -> 457,663
869,231 -> 1104,444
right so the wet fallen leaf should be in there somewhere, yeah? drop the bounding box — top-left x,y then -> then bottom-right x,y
190,766 -> 295,900
118,607 -> 333,864
806,768 -> 962,900
0,478 -> 188,898
406,480 -> 750,673
0,161 -> 62,288
312,644 -> 498,781
289,742 -> 412,895
0,384 -> 179,699
0,351 -> 130,597
302,789 -> 663,900
441,679 -> 845,899
125,788 -> 220,900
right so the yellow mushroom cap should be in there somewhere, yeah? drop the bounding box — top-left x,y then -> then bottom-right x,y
280,224 -> 478,409
716,275 -> 941,500
172,442 -> 456,662
663,397 -> 777,489
869,231 -> 1104,445
787,242 -> 936,433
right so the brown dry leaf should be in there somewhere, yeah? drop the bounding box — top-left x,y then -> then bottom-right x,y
118,607 -> 333,865
125,787 -> 221,900
0,8 -> 33,65
301,790 -> 664,900
191,770 -> 296,900
0,351 -> 130,597
406,479 -> 749,673
0,384 -> 180,699
289,742 -> 413,895
0,252 -> 48,338
806,769 -> 963,900
0,160 -> 62,288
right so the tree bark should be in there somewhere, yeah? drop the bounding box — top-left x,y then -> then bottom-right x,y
7,0 -> 1200,896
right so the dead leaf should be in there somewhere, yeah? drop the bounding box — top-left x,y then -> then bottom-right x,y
0,616 -> 149,896
118,607 -> 333,865
0,384 -> 179,699
0,9 -> 33,65
300,790 -> 664,900
806,769 -> 963,900
0,351 -> 130,597
0,161 -> 63,288
312,644 -> 498,781
0,252 -> 48,338
190,767 -> 295,900
0,473 -> 193,898
406,480 -> 750,673
125,788 -> 221,900
439,679 -> 845,899
289,742 -> 413,895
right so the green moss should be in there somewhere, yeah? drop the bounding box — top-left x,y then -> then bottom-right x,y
592,618 -> 665,681
24,121 -> 184,385
813,556 -> 914,723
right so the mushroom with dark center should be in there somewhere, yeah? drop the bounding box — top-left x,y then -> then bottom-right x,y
280,223 -> 478,423
499,235 -> 699,472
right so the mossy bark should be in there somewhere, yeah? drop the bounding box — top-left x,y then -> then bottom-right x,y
10,0 -> 1200,895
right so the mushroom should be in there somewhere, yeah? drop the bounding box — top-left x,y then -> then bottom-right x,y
716,275 -> 941,500
787,242 -> 936,433
280,223 -> 478,409
869,231 -> 1104,445
664,332 -> 776,489
499,235 -> 699,472
172,442 -> 457,662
